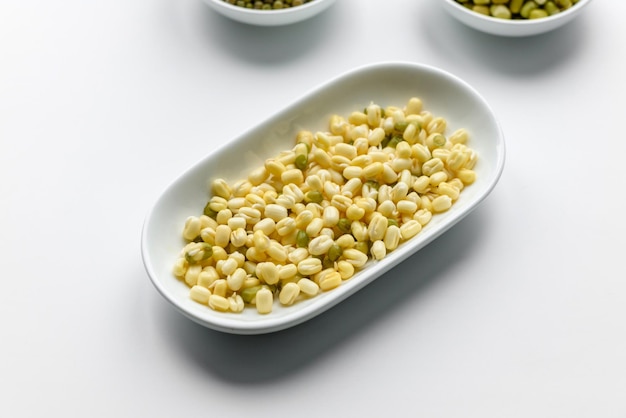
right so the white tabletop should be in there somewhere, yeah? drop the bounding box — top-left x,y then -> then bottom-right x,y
2,0 -> 625,416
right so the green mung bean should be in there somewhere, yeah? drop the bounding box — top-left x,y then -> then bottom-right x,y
454,0 -> 580,20
223,0 -> 314,9
296,230 -> 310,248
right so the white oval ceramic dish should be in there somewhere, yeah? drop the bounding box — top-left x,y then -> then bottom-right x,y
202,0 -> 336,26
141,62 -> 506,335
440,0 -> 592,37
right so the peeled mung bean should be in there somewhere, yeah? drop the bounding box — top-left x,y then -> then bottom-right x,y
342,248 -> 369,268
337,260 -> 355,280
298,258 -> 323,276
432,195 -> 453,213
227,268 -> 246,291
297,278 -> 319,296
371,240 -> 387,261
258,261 -> 280,285
183,216 -> 202,241
279,282 -> 300,306
318,271 -> 342,291
229,294 -> 244,313
267,242 -> 288,263
209,294 -> 229,311
175,98 -> 478,314
190,285 -> 211,304
308,235 -> 334,256
278,263 -> 298,281
255,288 -> 273,314
219,257 -> 238,276
368,214 -> 388,241
184,264 -> 201,286
414,209 -> 433,226
212,279 -> 228,297
400,220 -> 422,240
384,225 -> 401,251
198,267 -> 219,288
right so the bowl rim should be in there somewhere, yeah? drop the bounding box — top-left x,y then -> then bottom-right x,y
206,0 -> 332,15
442,0 -> 592,26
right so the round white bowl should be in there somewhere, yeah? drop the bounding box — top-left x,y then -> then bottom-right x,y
440,0 -> 593,37
202,0 -> 336,26
141,62 -> 506,335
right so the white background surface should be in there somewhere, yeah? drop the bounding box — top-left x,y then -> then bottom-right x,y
1,0 -> 625,417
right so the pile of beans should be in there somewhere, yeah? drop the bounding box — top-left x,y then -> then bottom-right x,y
455,0 -> 580,20
173,98 -> 478,314
223,0 -> 314,10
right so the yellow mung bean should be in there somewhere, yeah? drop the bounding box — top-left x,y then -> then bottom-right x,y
190,285 -> 211,304
208,294 -> 229,311
297,278 -> 319,296
279,282 -> 300,305
175,98 -> 477,314
183,216 -> 202,241
255,288 -> 273,314
318,271 -> 342,291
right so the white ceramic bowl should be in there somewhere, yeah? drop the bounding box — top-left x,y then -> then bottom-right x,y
441,0 -> 593,37
202,0 -> 336,26
141,62 -> 506,335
